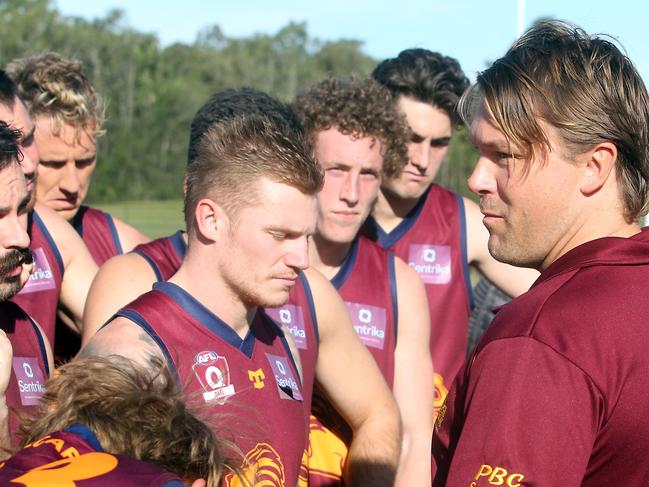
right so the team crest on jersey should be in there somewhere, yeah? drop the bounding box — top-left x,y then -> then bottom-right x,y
345,302 -> 387,349
265,305 -> 307,349
408,244 -> 452,284
225,442 -> 285,487
192,350 -> 235,404
17,248 -> 56,294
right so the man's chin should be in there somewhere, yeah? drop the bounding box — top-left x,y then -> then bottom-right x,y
0,280 -> 22,301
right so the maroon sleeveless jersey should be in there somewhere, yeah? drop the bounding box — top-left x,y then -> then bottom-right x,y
305,236 -> 398,486
71,206 -> 123,266
134,231 -> 319,411
114,283 -> 308,487
363,183 -> 472,414
0,301 -> 49,446
133,230 -> 186,281
11,210 -> 64,347
0,425 -> 184,486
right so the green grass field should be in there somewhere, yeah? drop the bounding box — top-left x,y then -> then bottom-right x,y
95,200 -> 184,238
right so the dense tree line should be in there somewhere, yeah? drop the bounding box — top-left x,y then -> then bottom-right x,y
0,0 -> 477,202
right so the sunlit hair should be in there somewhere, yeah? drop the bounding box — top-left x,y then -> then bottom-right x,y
459,20 -> 649,221
7,52 -> 105,142
0,120 -> 22,171
184,113 -> 323,233
18,356 -> 238,486
372,48 -> 469,127
188,88 -> 304,166
294,76 -> 409,178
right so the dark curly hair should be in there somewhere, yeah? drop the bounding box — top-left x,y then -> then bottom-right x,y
372,49 -> 469,127
294,77 -> 409,178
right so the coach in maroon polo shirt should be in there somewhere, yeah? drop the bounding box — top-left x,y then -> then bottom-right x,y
432,20 -> 649,486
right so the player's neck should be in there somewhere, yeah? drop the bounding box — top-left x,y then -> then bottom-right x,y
171,252 -> 255,338
309,235 -> 352,280
372,188 -> 420,232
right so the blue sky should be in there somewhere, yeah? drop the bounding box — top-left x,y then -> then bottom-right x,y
54,0 -> 649,84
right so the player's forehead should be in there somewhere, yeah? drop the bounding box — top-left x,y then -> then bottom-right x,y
315,128 -> 384,169
0,97 -> 33,133
397,95 -> 451,138
35,117 -> 96,159
0,163 -> 26,209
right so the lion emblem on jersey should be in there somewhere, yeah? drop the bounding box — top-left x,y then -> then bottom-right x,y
225,442 -> 286,486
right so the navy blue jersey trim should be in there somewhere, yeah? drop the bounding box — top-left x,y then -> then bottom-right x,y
457,195 -> 475,310
388,251 -> 398,347
70,205 -> 88,237
169,230 -> 187,260
25,311 -> 50,377
370,186 -> 431,249
299,272 -> 319,344
65,423 -> 104,452
31,211 -> 65,276
153,282 -> 256,358
104,211 -> 124,254
133,249 -> 164,282
330,237 -> 360,290
114,309 -> 176,372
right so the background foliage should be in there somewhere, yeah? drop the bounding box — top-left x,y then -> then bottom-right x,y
0,0 -> 478,203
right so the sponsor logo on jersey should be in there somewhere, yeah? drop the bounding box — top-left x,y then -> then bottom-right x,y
17,248 -> 56,294
12,356 -> 46,406
345,302 -> 387,349
11,452 -> 119,484
225,442 -> 286,487
265,305 -> 307,349
191,350 -> 235,404
248,368 -> 266,389
472,464 -> 525,486
407,244 -> 452,284
265,353 -> 302,401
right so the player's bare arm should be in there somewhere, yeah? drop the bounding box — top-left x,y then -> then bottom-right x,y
305,267 -> 402,487
82,252 -> 158,346
34,203 -> 98,333
392,256 -> 434,486
464,197 -> 538,296
111,215 -> 150,253
79,316 -> 165,371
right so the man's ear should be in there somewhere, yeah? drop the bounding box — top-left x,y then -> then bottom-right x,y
580,142 -> 617,196
194,198 -> 227,242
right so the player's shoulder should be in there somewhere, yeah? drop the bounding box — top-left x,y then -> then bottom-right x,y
109,214 -> 151,252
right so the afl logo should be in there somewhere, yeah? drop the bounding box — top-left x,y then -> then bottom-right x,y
195,350 -> 218,365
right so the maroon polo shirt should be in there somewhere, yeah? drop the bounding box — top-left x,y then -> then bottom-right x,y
433,229 -> 649,486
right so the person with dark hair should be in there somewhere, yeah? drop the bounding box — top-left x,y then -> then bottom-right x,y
81,88 -> 402,487
0,66 -> 100,358
366,49 -> 537,415
0,356 -> 234,486
433,21 -> 649,485
7,52 -> 150,266
291,76 -> 432,486
0,119 -> 54,451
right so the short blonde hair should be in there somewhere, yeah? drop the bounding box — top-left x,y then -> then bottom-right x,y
7,52 -> 105,142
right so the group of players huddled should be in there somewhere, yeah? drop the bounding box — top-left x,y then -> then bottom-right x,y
0,19 -> 647,486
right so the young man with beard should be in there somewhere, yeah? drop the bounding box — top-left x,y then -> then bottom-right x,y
7,52 -> 150,266
366,50 -> 537,414
293,77 -> 433,486
0,69 -> 98,352
433,21 -> 649,485
0,120 -> 53,450
81,113 -> 401,487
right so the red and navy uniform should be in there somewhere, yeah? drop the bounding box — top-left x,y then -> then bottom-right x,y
134,231 -> 320,411
71,206 -> 123,266
363,184 -> 472,414
133,230 -> 186,282
307,235 -> 398,487
0,425 -> 185,486
113,282 -> 308,487
0,300 -> 49,446
11,210 -> 64,347
433,229 -> 649,486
